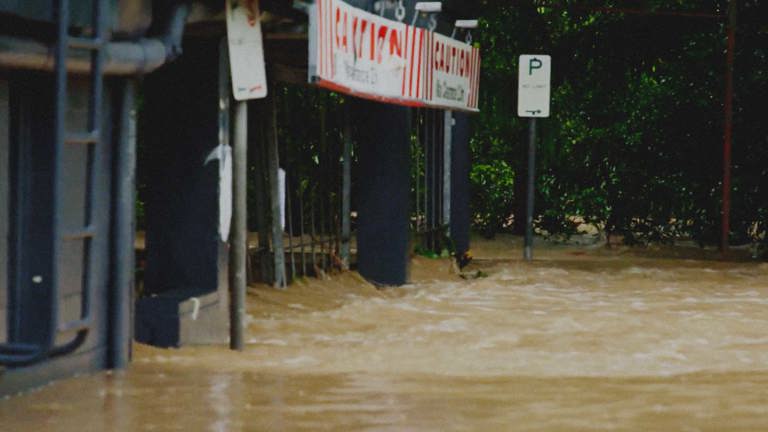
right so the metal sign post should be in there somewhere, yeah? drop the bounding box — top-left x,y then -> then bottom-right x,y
524,118 -> 537,261
225,0 -> 269,349
518,54 -> 551,261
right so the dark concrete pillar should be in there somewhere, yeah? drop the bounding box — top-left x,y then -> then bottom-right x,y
451,112 -> 471,259
353,99 -> 411,286
137,39 -> 229,347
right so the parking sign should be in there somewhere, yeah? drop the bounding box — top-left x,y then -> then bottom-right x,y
518,54 -> 551,118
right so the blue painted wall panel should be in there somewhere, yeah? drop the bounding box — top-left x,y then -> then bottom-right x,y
0,0 -> 151,39
0,74 -> 115,394
0,80 -> 8,344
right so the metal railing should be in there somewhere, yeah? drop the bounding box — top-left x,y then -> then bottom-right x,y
248,86 -> 353,288
412,107 -> 450,255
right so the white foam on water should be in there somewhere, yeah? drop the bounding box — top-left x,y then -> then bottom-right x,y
421,318 -> 469,334
240,256 -> 768,379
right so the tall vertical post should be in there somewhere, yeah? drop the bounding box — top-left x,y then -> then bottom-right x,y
524,118 -> 537,261
431,110 -> 438,246
443,110 -> 453,228
423,110 -> 429,236
355,100 -> 411,286
721,0 -> 737,253
450,112 -> 472,260
254,111 -> 271,282
229,101 -> 248,351
267,93 -> 287,289
109,80 -> 137,368
138,39 -> 231,347
415,110 -> 421,232
340,104 -> 352,270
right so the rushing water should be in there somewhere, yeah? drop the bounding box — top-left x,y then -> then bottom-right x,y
2,241 -> 768,431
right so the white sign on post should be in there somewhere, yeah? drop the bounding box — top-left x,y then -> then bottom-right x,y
517,54 -> 551,118
226,0 -> 268,100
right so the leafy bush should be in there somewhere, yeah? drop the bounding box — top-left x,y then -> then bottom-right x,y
470,160 -> 514,238
467,0 -> 768,251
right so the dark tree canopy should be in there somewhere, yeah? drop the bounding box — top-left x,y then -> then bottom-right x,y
470,0 -> 767,253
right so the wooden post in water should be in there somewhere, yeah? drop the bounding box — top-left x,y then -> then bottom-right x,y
341,104 -> 352,270
267,91 -> 287,289
443,110 -> 453,229
254,110 -> 272,282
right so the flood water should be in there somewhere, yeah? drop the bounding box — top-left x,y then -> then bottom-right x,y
2,238 -> 768,431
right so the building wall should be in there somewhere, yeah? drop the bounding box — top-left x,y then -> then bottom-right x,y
1,79 -> 8,344
1,75 -> 118,395
0,1 -> 152,38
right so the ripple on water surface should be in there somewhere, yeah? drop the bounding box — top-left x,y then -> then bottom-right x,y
2,249 -> 768,431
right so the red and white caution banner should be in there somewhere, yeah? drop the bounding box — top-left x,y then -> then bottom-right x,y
309,0 -> 480,112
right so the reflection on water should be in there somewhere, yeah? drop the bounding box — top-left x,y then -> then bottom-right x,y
2,241 -> 768,431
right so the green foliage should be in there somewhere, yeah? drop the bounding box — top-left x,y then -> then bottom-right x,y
470,0 -> 768,250
470,160 -> 514,238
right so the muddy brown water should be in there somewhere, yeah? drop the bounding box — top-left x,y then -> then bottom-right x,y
2,237 -> 768,431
